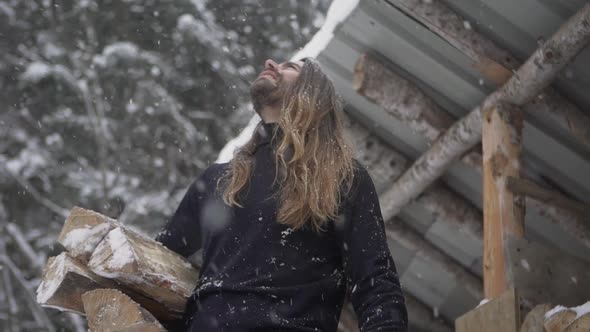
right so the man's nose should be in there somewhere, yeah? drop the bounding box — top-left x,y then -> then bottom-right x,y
264,59 -> 278,71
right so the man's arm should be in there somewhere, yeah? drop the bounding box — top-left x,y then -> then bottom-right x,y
155,177 -> 203,258
337,165 -> 408,331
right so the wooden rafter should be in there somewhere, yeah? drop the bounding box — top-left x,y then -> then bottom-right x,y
353,52 -> 590,249
368,4 -> 590,221
387,0 -> 590,148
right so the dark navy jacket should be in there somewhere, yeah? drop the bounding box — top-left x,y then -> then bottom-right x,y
155,121 -> 408,331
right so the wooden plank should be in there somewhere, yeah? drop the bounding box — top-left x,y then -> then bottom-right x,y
455,288 -> 520,332
482,103 -> 525,298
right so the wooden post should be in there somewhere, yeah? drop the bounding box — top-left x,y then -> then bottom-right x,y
482,103 -> 525,298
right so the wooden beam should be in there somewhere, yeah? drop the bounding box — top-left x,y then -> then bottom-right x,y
373,4 -> 590,221
388,0 -> 590,148
482,103 -> 525,298
507,177 -> 590,218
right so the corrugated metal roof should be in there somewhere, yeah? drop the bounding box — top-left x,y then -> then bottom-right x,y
316,0 -> 590,326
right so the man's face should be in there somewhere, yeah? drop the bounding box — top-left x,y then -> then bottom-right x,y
250,59 -> 304,110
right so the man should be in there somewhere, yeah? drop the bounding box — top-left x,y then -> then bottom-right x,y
156,58 -> 408,331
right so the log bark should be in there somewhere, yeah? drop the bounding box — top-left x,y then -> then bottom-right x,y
57,206 -> 118,263
388,0 -> 590,147
482,103 -> 525,299
373,4 -> 590,220
87,227 -> 199,315
82,288 -> 165,332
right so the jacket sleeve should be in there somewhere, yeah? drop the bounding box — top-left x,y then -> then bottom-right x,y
155,176 -> 203,258
338,165 -> 408,331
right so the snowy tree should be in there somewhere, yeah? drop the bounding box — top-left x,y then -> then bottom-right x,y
0,0 -> 331,329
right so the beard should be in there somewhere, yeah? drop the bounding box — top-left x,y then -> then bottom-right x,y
250,76 -> 289,111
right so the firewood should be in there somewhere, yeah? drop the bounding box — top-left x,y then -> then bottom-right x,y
87,227 -> 199,315
82,288 -> 165,332
565,311 -> 590,332
57,206 -> 118,263
35,252 -> 117,314
519,303 -> 551,332
370,4 -> 590,221
544,307 -> 577,332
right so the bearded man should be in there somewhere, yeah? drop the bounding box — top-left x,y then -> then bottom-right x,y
156,58 -> 408,331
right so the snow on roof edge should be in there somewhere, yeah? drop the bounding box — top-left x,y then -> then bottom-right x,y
215,0 -> 360,164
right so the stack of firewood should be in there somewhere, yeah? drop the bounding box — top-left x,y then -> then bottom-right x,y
36,206 -> 361,331
35,206 -> 200,331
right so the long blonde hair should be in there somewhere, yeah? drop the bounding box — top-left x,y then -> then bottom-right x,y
218,58 -> 356,233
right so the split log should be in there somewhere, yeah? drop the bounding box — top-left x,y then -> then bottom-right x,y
57,206 -> 118,263
87,227 -> 199,315
372,4 -> 590,221
519,303 -> 552,332
387,0 -> 590,147
36,248 -> 189,321
545,307 -> 577,332
82,289 -> 165,332
35,252 -> 116,314
566,312 -> 590,332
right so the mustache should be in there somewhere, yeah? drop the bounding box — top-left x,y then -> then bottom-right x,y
257,69 -> 280,81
